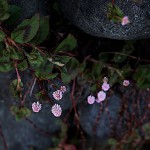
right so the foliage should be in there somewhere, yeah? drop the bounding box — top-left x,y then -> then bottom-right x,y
0,1 -> 150,149
10,106 -> 31,121
107,3 -> 124,23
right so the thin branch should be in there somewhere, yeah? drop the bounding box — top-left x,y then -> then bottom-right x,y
25,118 -> 51,136
70,79 -> 85,144
0,125 -> 8,150
101,52 -> 150,63
30,78 -> 37,97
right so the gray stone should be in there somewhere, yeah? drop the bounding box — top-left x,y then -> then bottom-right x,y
78,89 -> 150,140
0,71 -> 61,150
60,0 -> 150,39
8,0 -> 47,20
78,95 -> 121,139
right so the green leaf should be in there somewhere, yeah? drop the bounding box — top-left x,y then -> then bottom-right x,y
37,59 -> 54,73
5,5 -> 22,25
9,79 -> 23,98
18,60 -> 28,71
0,0 -> 10,21
113,54 -> 126,63
0,30 -> 6,42
66,57 -> 79,80
30,16 -> 49,45
56,34 -> 77,52
61,58 -> 79,83
113,42 -> 135,63
11,106 -> 31,121
133,65 -> 150,89
0,0 -> 9,11
0,63 -> 13,72
0,13 -> 10,20
114,5 -> 124,17
35,71 -> 58,80
90,84 -> 97,92
8,46 -> 24,60
108,70 -> 119,86
107,3 -> 124,22
92,61 -> 103,79
61,71 -> 72,83
11,13 -> 40,43
108,138 -> 118,146
142,123 -> 150,140
26,50 -> 44,68
79,61 -> 86,73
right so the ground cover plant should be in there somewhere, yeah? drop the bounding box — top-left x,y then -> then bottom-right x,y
0,0 -> 150,150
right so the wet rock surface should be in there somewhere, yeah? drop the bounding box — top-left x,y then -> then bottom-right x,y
59,0 -> 150,39
0,71 -> 149,149
8,0 -> 47,20
78,88 -> 150,139
0,72 -> 61,150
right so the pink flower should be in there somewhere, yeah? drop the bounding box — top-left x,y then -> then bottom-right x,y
52,90 -> 63,100
60,86 -> 66,93
51,104 -> 62,117
123,80 -> 130,86
97,91 -> 106,102
121,16 -> 130,25
32,101 -> 41,112
87,95 -> 95,104
102,82 -> 110,91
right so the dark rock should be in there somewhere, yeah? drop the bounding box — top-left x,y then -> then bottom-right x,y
78,95 -> 121,139
0,72 -> 61,150
8,0 -> 47,21
59,0 -> 150,39
78,89 -> 150,140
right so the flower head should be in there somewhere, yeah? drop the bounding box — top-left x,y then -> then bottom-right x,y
32,101 -> 41,112
51,104 -> 62,117
103,77 -> 108,83
87,95 -> 95,104
52,90 -> 63,100
123,80 -> 130,86
121,16 -> 130,25
102,82 -> 110,91
60,86 -> 66,93
97,91 -> 106,103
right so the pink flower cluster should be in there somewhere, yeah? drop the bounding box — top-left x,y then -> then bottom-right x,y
52,85 -> 67,101
32,85 -> 67,117
87,77 -> 110,104
51,85 -> 67,117
87,78 -> 130,105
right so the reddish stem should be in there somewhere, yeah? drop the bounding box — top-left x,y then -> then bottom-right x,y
111,0 -> 115,5
25,118 -> 51,136
0,125 -> 8,150
70,79 -> 85,145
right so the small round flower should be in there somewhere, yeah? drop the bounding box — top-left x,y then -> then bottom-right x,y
102,82 -> 110,91
121,16 -> 130,26
87,95 -> 95,104
52,90 -> 63,100
51,104 -> 62,117
123,80 -> 130,86
103,77 -> 108,83
60,86 -> 66,93
97,91 -> 106,102
32,101 -> 41,112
